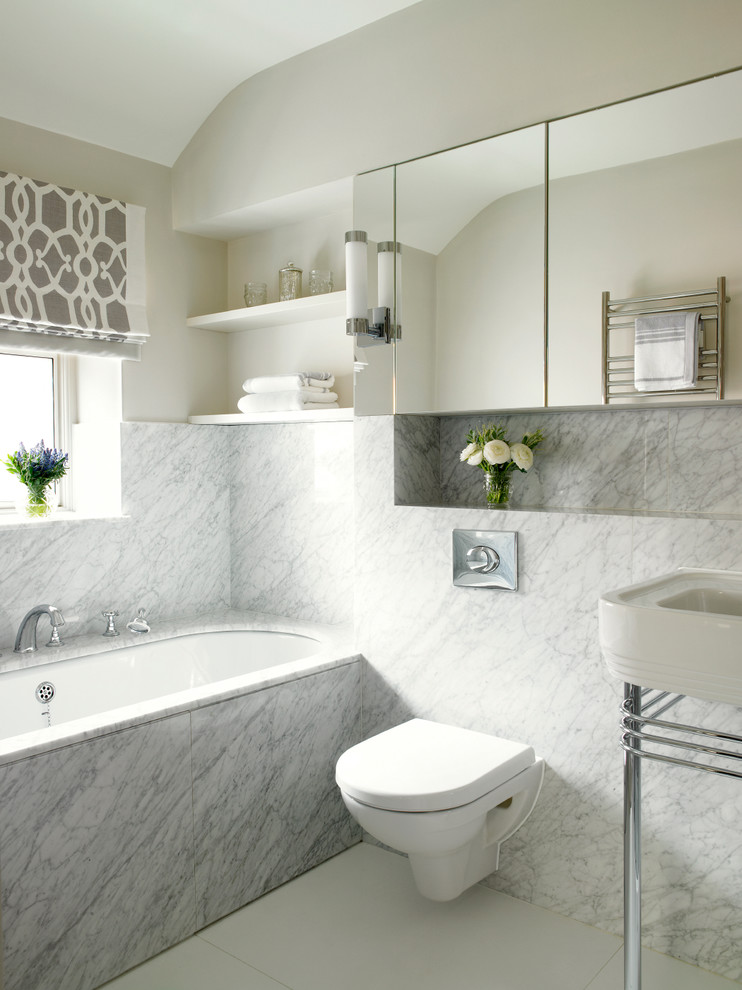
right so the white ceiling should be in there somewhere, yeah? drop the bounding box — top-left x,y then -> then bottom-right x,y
0,0 -> 421,166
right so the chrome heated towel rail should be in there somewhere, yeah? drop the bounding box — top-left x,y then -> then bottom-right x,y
602,277 -> 728,403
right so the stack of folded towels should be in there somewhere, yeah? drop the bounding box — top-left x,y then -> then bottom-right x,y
237,371 -> 338,413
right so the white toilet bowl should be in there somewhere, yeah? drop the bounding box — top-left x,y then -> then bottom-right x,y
335,718 -> 544,901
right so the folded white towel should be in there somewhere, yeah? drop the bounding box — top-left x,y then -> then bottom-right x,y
290,387 -> 337,402
238,391 -> 339,414
634,310 -> 700,392
241,372 -> 335,393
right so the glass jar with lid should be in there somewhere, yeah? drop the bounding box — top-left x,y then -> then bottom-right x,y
279,262 -> 302,301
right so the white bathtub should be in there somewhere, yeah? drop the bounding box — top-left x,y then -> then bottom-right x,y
0,619 -> 359,990
0,627 -> 325,755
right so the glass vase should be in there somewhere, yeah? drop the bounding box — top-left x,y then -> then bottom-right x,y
16,484 -> 57,519
483,472 -> 511,507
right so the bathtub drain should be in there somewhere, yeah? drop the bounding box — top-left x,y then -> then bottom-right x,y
35,682 -> 55,704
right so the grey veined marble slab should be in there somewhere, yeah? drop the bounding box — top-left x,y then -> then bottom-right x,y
229,420 -> 355,624
0,713 -> 195,990
191,661 -> 362,928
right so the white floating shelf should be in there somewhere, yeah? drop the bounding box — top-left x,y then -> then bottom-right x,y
187,291 -> 346,333
188,407 -> 353,425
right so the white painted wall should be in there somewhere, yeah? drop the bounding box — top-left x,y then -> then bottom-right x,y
227,320 -> 355,411
227,213 -> 349,310
170,0 -> 742,415
172,0 -> 742,236
226,212 -> 353,410
0,115 -> 228,423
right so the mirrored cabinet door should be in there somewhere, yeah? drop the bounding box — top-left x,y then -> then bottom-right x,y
548,69 -> 742,406
393,124 -> 547,414
353,68 -> 742,417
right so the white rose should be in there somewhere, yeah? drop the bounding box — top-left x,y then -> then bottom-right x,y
510,442 -> 534,471
460,442 -> 483,465
483,439 -> 510,465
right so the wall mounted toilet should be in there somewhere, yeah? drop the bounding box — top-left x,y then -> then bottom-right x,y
335,718 -> 544,901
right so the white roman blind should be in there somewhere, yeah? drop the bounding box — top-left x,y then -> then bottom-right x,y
0,170 -> 148,359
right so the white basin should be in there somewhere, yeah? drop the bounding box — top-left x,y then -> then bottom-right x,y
599,567 -> 742,705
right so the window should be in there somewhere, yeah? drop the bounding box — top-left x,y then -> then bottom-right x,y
0,352 -> 68,508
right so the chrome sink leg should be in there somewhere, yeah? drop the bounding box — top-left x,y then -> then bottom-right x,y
624,682 -> 642,990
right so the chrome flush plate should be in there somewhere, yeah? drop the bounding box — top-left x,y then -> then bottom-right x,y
452,529 -> 518,590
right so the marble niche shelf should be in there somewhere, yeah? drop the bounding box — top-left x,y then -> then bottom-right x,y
187,291 -> 346,333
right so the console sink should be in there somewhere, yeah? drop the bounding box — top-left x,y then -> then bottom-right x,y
599,568 -> 742,705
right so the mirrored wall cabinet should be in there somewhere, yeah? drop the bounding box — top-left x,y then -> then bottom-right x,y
353,67 -> 742,417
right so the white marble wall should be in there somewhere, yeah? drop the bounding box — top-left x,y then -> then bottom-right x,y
0,418 -> 353,653
229,420 -> 354,624
0,422 -> 232,650
359,411 -> 742,982
3,408 -> 741,980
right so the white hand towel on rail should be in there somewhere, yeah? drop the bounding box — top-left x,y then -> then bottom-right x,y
238,390 -> 339,413
241,372 -> 335,393
634,310 -> 701,391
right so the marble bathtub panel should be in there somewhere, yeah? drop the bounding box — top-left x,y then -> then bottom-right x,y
439,409 -> 669,510
666,405 -> 742,513
393,416 -> 441,505
229,422 -> 354,624
0,714 -> 195,990
191,662 -> 362,928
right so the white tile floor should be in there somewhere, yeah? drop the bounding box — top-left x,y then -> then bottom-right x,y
104,843 -> 740,990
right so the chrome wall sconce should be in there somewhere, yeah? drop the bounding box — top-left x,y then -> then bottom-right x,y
345,231 -> 402,344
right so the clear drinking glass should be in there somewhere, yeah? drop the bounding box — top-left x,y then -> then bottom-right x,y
244,282 -> 267,307
309,270 -> 334,295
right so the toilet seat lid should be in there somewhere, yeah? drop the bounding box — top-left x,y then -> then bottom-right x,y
335,718 -> 536,812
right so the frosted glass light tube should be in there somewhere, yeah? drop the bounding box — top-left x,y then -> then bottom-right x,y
377,241 -> 402,329
345,231 -> 368,332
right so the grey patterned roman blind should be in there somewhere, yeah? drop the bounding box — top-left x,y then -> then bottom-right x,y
0,170 -> 148,360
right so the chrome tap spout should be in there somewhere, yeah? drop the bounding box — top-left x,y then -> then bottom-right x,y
13,604 -> 65,653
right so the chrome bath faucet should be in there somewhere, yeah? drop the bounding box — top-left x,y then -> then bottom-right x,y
13,604 -> 65,653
